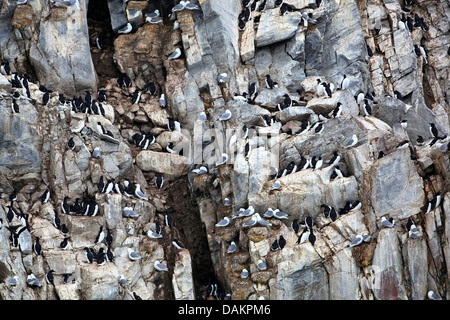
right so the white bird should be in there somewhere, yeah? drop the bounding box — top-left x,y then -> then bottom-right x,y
127,248 -> 142,261
119,275 -> 129,286
168,48 -> 182,60
215,217 -> 230,228
349,234 -> 364,247
231,208 -> 245,219
219,109 -> 232,121
147,229 -> 163,239
185,1 -> 199,10
256,259 -> 267,271
427,290 -> 442,300
146,16 -> 163,24
272,209 -> 289,220
196,112 -> 207,121
381,216 -> 395,228
134,184 -> 148,200
217,73 -> 228,84
240,268 -> 249,279
215,153 -> 228,166
123,207 -> 139,218
316,79 -> 325,96
255,213 -> 272,227
117,22 -> 132,34
172,1 -> 186,12
5,275 -> 19,286
341,74 -> 349,90
263,208 -> 274,218
239,206 -> 255,218
271,180 -> 281,190
192,166 -> 208,174
26,273 -> 42,287
226,241 -> 237,254
154,260 -> 169,272
344,134 -> 358,148
242,213 -> 258,227
159,94 -> 166,108
17,0 -> 28,4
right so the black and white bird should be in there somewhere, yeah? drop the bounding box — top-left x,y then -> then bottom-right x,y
11,100 -> 19,113
172,238 -> 185,249
340,74 -> 349,90
83,247 -> 94,263
165,212 -> 174,228
33,237 -> 42,255
265,74 -> 275,89
45,270 -> 55,285
429,123 -> 439,139
41,189 -> 50,204
67,137 -> 75,150
94,226 -> 105,245
60,237 -> 69,250
105,227 -> 113,247
131,88 -> 142,104
155,173 -> 164,189
331,102 -> 343,118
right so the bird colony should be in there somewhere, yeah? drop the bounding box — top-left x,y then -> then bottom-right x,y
0,0 -> 449,300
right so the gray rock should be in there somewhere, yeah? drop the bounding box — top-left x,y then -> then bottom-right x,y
371,228 -> 408,300
256,9 -> 302,47
367,148 -> 424,221
279,106 -> 312,123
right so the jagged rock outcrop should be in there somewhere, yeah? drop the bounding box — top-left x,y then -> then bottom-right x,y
0,0 -> 449,301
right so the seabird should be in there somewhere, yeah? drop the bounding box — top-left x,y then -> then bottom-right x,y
431,193 -> 441,210
279,235 -> 287,249
5,276 -> 19,286
105,227 -> 113,247
144,81 -> 157,95
311,156 -> 323,170
61,196 -> 70,214
155,173 -> 164,189
131,88 -> 141,104
192,166 -> 208,174
427,290 -> 442,300
271,239 -> 280,251
381,216 -> 395,228
271,180 -> 281,191
331,102 -> 343,118
242,213 -> 258,227
217,73 -> 228,84
344,134 -> 358,148
329,206 -> 338,221
256,213 -> 272,227
216,153 -> 228,166
340,74 -> 349,90
429,123 -> 439,138
219,109 -> 232,121
240,269 -> 249,279
223,198 -> 232,206
273,209 -> 289,220
263,208 -> 274,218
83,247 -> 94,263
117,22 -> 132,34
27,273 -> 42,287
172,238 -> 185,249
154,260 -> 169,272
349,234 -> 364,247
363,99 -> 372,116
168,48 -> 182,60
165,213 -> 174,228
309,231 -> 317,245
265,74 -> 275,89
147,229 -> 163,239
226,241 -> 237,254
45,270 -> 55,285
40,189 -> 50,204
33,237 -> 42,255
257,259 -> 267,271
60,237 -> 69,250
94,226 -> 105,245
127,248 -> 142,260
92,147 -> 102,158
134,184 -> 149,200
196,112 -> 207,121
215,217 -> 230,228
11,100 -> 19,113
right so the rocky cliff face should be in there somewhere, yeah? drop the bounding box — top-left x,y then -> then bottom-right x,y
0,0 -> 449,300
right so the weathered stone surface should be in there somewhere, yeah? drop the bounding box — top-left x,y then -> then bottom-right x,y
255,9 -> 302,47
372,228 -> 408,300
366,148 -> 424,220
136,150 -> 188,176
